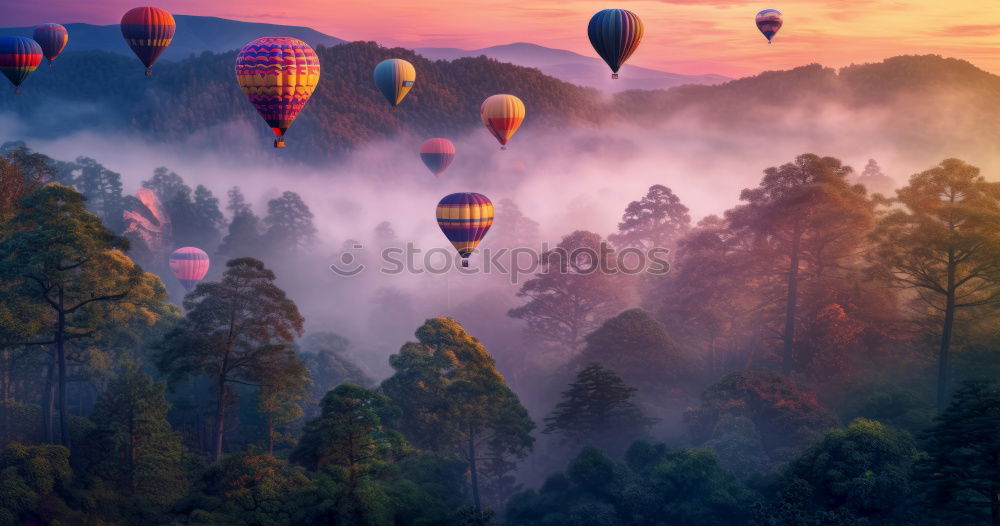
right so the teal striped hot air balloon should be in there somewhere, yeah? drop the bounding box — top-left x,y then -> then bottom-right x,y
587,9 -> 644,79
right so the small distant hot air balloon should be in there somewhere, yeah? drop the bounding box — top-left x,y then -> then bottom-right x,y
373,58 -> 416,109
756,9 -> 783,43
0,37 -> 42,94
169,247 -> 210,292
588,9 -> 644,79
235,37 -> 321,148
120,6 -> 176,76
33,24 -> 69,66
420,138 -> 456,177
437,193 -> 493,268
481,94 -> 525,150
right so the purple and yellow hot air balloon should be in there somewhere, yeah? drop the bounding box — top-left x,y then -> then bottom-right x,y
481,94 -> 525,150
0,37 -> 42,94
420,138 -> 456,177
588,9 -> 644,79
169,247 -> 210,292
437,192 -> 493,268
235,37 -> 321,149
120,6 -> 176,76
33,24 -> 68,66
756,9 -> 783,44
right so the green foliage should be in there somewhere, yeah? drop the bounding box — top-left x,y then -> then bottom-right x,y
298,332 -> 372,418
0,442 -> 79,526
143,167 -> 226,250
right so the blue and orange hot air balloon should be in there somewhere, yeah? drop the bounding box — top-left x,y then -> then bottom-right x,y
235,37 -> 321,148
32,24 -> 68,66
481,94 -> 525,150
437,193 -> 493,268
120,6 -> 176,76
169,247 -> 210,292
588,9 -> 644,79
0,37 -> 42,94
373,58 -> 416,110
756,9 -> 783,43
420,138 -> 456,177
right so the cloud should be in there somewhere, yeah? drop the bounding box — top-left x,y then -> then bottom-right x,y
936,24 -> 1000,37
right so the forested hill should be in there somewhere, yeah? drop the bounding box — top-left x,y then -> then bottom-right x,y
2,49 -> 999,162
0,42 -> 606,161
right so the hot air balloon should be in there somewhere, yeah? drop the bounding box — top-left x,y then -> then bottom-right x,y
373,58 -> 416,109
480,94 -> 525,150
588,9 -> 643,79
420,138 -> 456,177
169,247 -> 210,292
235,37 -> 321,148
120,6 -> 176,76
33,24 -> 68,66
756,9 -> 783,43
0,37 -> 42,94
437,192 -> 493,268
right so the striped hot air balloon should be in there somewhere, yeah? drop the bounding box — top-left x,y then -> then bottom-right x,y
373,58 -> 416,109
480,94 -> 525,150
588,9 -> 644,79
120,6 -> 176,76
420,138 -> 456,177
756,9 -> 783,44
235,37 -> 321,148
169,247 -> 210,292
0,37 -> 42,93
32,24 -> 69,66
437,193 -> 494,268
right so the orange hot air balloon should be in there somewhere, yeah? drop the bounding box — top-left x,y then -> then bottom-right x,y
480,94 -> 525,150
120,6 -> 176,76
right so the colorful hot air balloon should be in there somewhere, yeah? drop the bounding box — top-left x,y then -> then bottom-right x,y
169,247 -> 210,292
0,37 -> 42,94
437,193 -> 493,268
33,24 -> 68,66
120,6 -> 176,76
373,58 -> 416,109
420,138 -> 456,177
588,9 -> 644,79
235,37 -> 321,149
756,9 -> 783,43
480,94 -> 525,150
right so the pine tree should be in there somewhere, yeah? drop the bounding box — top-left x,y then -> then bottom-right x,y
263,191 -> 317,253
609,184 -> 691,252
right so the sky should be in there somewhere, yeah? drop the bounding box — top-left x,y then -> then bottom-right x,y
6,0 -> 1000,77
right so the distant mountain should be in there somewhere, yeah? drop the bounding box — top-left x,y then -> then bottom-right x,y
416,42 -> 729,92
0,15 -> 345,61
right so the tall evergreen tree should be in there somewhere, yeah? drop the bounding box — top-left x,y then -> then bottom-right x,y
608,184 -> 691,252
263,191 -> 317,253
73,157 -> 125,232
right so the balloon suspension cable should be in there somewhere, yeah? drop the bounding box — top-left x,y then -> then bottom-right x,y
145,68 -> 153,77
612,73 -> 619,80
274,137 -> 286,148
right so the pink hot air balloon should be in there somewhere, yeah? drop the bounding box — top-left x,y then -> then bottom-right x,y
169,247 -> 209,292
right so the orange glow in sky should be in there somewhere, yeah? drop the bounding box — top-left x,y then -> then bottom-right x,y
8,0 -> 1000,77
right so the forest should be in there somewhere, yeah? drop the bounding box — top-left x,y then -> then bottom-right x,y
1,133 -> 998,526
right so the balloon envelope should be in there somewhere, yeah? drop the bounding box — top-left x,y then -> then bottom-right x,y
420,138 -> 456,177
480,94 -> 525,148
587,9 -> 643,78
756,9 -> 783,43
437,193 -> 494,267
120,6 -> 176,75
0,37 -> 42,91
169,247 -> 210,292
33,24 -> 68,65
235,37 -> 321,148
373,58 -> 416,107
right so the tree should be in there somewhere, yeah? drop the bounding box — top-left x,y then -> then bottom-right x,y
918,380 -> 1000,525
72,157 -> 125,232
857,158 -> 896,197
0,184 -> 168,446
299,332 -> 372,417
727,154 -> 874,373
609,184 -> 691,252
381,318 -> 535,510
78,362 -> 188,510
870,159 -> 1000,410
0,443 -> 77,525
157,257 -> 306,460
257,354 -> 309,455
508,231 -> 633,353
0,152 -> 44,222
544,363 -> 656,455
263,191 -> 317,253
142,167 -> 224,249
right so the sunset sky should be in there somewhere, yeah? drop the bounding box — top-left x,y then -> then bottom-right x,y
7,0 -> 1000,77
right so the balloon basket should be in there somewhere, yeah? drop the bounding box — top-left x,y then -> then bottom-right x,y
611,73 -> 619,80
461,260 -> 469,268
145,69 -> 153,77
274,138 -> 286,148
500,146 -> 507,151
14,88 -> 19,95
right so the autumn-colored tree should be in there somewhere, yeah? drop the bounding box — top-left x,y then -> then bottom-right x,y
870,158 -> 1000,410
157,257 -> 306,460
381,318 -> 535,510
